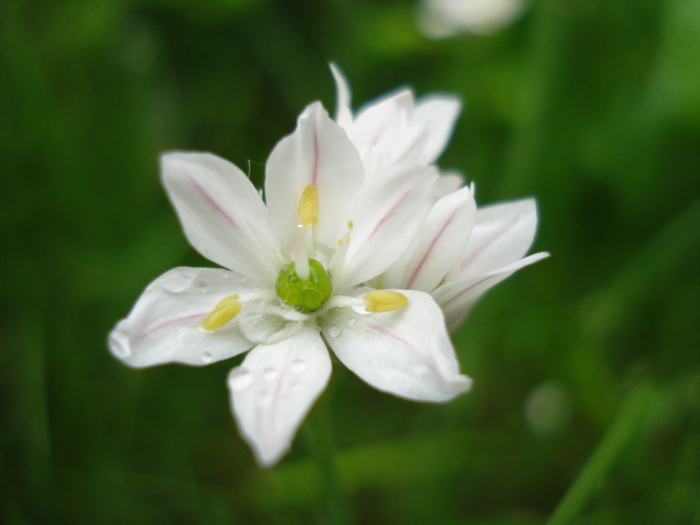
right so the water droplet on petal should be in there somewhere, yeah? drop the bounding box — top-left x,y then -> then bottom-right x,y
327,325 -> 341,338
347,318 -> 356,326
196,281 -> 208,292
291,358 -> 306,373
229,367 -> 253,391
201,351 -> 214,364
315,325 -> 323,332
263,366 -> 278,381
290,381 -> 301,390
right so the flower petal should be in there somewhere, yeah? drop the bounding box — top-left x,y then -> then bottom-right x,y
322,290 -> 472,402
331,163 -> 438,290
434,252 -> 550,331
330,63 -> 353,130
265,102 -> 365,251
411,95 -> 462,165
108,267 -> 259,368
350,89 -> 414,153
396,185 -> 477,292
228,323 -> 331,467
434,170 -> 465,199
161,152 -> 281,283
448,198 -> 539,281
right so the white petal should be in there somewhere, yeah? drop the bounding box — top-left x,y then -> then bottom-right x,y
108,267 -> 260,368
265,102 -> 365,250
330,63 -> 353,129
161,152 -> 281,283
228,324 -> 331,467
331,163 -> 438,290
434,252 -> 550,331
434,170 -> 465,199
369,124 -> 431,175
411,95 -> 462,164
398,185 -> 477,292
349,89 -> 414,152
448,198 -> 540,281
322,290 -> 472,402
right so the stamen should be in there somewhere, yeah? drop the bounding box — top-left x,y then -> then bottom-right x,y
292,227 -> 311,280
364,290 -> 409,313
202,294 -> 242,331
298,184 -> 319,228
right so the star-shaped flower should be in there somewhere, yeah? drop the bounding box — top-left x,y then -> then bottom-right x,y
108,102 -> 472,466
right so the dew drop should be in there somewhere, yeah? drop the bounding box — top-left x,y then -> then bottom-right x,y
347,318 -> 356,326
327,325 -> 341,338
290,381 -> 301,390
229,367 -> 253,391
201,351 -> 214,364
315,325 -> 323,332
195,281 -> 208,293
291,358 -> 306,373
263,366 -> 278,381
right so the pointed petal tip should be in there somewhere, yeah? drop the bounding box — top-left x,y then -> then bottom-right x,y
254,446 -> 289,468
108,325 -> 134,364
422,373 -> 473,403
299,100 -> 329,122
451,374 -> 474,396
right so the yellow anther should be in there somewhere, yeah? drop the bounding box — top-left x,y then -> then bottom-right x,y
298,185 -> 319,228
202,295 -> 241,331
364,290 -> 409,313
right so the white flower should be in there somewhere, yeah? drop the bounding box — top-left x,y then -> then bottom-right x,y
108,102 -> 472,467
330,67 -> 549,331
331,64 -> 462,180
417,0 -> 526,38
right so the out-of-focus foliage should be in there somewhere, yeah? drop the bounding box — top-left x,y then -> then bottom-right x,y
1,0 -> 699,523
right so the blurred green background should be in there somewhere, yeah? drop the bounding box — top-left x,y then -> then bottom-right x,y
2,0 -> 699,523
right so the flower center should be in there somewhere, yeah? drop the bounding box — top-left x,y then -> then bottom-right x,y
275,259 -> 333,313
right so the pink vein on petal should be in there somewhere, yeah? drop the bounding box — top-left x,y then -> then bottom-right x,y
311,128 -> 319,186
459,216 -> 520,274
364,187 -> 414,245
393,133 -> 424,166
188,175 -> 240,230
368,323 -> 431,366
440,274 -> 496,308
406,207 -> 459,289
137,312 -> 208,340
265,353 -> 288,454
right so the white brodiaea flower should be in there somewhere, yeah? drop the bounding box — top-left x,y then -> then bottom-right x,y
108,102 -> 472,467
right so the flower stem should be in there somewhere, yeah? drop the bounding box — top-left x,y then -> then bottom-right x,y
545,382 -> 656,525
302,394 -> 352,525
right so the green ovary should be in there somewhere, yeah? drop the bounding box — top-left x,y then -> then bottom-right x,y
275,259 -> 333,313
